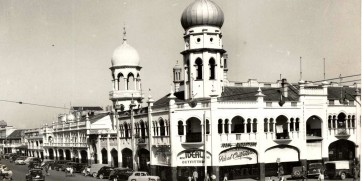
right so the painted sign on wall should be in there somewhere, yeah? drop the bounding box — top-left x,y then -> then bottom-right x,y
177,149 -> 211,166
219,148 -> 257,166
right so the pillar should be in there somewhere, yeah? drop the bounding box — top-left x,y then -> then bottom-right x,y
150,165 -> 156,176
107,134 -> 111,164
97,135 -> 101,164
259,163 -> 265,181
212,166 -> 219,181
124,78 -> 127,90
171,167 -> 177,181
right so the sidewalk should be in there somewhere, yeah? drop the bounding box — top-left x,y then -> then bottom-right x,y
229,175 -> 291,181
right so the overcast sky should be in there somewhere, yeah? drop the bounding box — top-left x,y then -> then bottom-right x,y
0,0 -> 360,129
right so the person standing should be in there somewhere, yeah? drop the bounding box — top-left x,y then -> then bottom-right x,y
223,173 -> 228,181
277,164 -> 284,181
301,166 -> 307,181
193,169 -> 198,181
317,169 -> 324,181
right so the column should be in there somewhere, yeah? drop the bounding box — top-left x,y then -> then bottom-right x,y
171,167 -> 177,181
244,121 -> 247,133
259,163 -> 265,181
287,120 -> 290,139
107,134 -> 111,164
251,120 -> 254,134
228,122 -> 231,134
97,135 -> 101,164
134,77 -> 137,90
124,78 -> 127,90
201,123 -> 204,142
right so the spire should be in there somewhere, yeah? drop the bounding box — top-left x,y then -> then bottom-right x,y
123,25 -> 127,42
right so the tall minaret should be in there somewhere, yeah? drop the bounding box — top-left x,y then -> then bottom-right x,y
173,60 -> 182,92
109,27 -> 143,111
180,0 -> 226,100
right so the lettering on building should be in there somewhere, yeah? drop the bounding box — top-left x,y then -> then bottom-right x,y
221,142 -> 257,148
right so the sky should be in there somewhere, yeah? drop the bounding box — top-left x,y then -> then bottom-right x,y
0,0 -> 360,129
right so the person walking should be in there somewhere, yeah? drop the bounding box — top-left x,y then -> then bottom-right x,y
277,164 -> 284,181
301,166 -> 307,181
44,164 -> 50,176
193,169 -> 198,181
223,173 -> 228,181
317,169 -> 324,181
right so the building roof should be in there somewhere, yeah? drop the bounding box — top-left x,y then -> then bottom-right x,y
153,91 -> 185,106
7,129 -> 23,139
220,86 -> 299,102
327,87 -> 359,101
78,112 -> 110,124
72,106 -> 103,111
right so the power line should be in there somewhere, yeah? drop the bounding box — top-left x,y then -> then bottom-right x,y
0,99 -> 70,110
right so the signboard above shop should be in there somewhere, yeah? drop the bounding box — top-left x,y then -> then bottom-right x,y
219,147 -> 258,166
177,149 -> 211,166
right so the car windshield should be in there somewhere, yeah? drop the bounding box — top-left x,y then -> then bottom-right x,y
309,163 -> 322,168
31,170 -> 42,175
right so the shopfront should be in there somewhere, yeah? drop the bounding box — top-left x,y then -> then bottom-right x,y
176,149 -> 212,181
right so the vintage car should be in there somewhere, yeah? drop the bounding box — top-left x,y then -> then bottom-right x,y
325,160 -> 353,180
83,164 -> 109,177
308,162 -> 324,178
109,168 -> 133,181
96,166 -> 114,179
291,166 -> 306,179
127,171 -> 160,181
26,168 -> 45,181
15,156 -> 27,165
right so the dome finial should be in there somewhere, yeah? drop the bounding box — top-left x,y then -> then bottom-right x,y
123,24 -> 127,42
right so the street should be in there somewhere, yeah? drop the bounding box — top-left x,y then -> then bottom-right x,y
1,159 -> 102,181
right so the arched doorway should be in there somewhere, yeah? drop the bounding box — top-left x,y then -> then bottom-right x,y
48,149 -> 54,160
101,148 -> 108,164
186,117 -> 201,142
275,115 -> 289,139
138,149 -> 150,172
65,150 -> 71,160
231,116 -> 245,133
73,150 -> 79,162
329,140 -> 355,161
111,149 -> 118,167
306,116 -> 322,137
58,149 -> 64,160
122,148 -> 133,169
81,150 -> 87,163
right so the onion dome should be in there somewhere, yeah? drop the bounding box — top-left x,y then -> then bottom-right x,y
111,27 -> 140,67
0,120 -> 7,128
181,0 -> 224,30
67,114 -> 75,122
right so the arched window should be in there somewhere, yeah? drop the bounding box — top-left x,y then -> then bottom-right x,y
337,113 -> 346,128
206,120 -> 210,134
124,122 -> 128,139
247,119 -> 251,133
117,73 -> 124,90
218,119 -> 223,133
290,118 -> 294,131
195,58 -> 203,80
332,115 -> 336,128
231,116 -> 244,133
178,121 -> 184,135
328,116 -> 332,129
140,121 -> 146,139
264,118 -> 268,132
224,119 -> 229,133
295,118 -> 300,131
253,119 -> 257,133
159,119 -> 165,136
209,58 -> 216,80
352,115 -> 355,128
127,73 -> 135,90
269,118 -> 274,132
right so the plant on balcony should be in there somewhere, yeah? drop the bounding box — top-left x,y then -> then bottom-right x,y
138,138 -> 145,143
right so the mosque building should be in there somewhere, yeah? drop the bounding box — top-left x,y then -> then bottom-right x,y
106,0 -> 360,181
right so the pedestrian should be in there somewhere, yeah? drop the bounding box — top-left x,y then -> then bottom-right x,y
188,175 -> 192,181
317,169 -> 324,181
45,164 -> 50,176
302,166 -> 307,181
205,173 -> 210,181
223,173 -> 228,181
277,164 -> 284,181
193,169 -> 198,181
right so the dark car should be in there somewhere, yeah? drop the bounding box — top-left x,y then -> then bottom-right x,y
25,168 -> 45,181
109,168 -> 133,181
291,166 -> 306,179
73,163 -> 88,173
28,160 -> 42,170
308,163 -> 324,178
41,160 -> 55,169
97,166 -> 114,179
53,160 -> 71,171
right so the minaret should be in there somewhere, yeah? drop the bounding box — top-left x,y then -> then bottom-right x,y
109,27 -> 143,111
180,0 -> 226,99
173,60 -> 182,92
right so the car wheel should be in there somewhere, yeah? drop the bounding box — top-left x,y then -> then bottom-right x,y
99,174 -> 104,179
340,172 -> 346,180
131,179 -> 136,181
92,172 -> 97,178
113,178 -> 117,181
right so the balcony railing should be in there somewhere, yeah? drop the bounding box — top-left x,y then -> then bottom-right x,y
152,136 -> 170,146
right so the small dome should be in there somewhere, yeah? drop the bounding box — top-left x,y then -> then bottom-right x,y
0,120 -> 7,128
181,0 -> 224,30
173,61 -> 182,70
67,114 -> 75,122
111,41 -> 140,67
60,115 -> 66,122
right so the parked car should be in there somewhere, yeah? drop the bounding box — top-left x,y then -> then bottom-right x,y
127,171 -> 160,181
15,156 -> 27,165
10,154 -> 20,162
73,163 -> 88,173
109,168 -> 133,181
53,160 -> 71,171
96,166 -> 115,179
291,166 -> 305,179
308,162 -> 324,178
83,164 -> 109,177
25,168 -> 45,181
28,160 -> 42,170
325,160 -> 353,180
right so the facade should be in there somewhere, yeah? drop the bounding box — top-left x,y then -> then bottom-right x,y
4,129 -> 27,155
42,107 -> 113,164
0,121 -> 18,154
24,128 -> 44,159
107,1 -> 361,181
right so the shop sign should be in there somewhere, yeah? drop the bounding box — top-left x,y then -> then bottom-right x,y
177,149 -> 211,166
221,142 -> 257,148
219,148 -> 257,165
